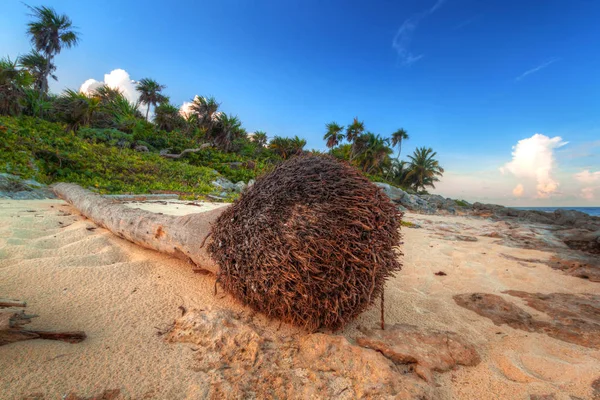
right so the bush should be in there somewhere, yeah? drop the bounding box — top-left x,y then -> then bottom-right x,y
0,116 -> 217,195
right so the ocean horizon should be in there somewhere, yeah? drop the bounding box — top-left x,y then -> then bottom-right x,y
512,206 -> 600,217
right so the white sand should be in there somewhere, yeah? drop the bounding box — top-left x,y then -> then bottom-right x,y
0,200 -> 598,399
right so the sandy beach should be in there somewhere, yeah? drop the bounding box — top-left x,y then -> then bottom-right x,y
1,199 -> 599,399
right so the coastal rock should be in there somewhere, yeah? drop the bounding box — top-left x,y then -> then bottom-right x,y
472,202 -> 600,231
0,173 -> 56,199
166,308 -> 434,399
355,323 -> 481,382
454,292 -> 600,349
374,182 -> 406,202
554,229 -> 600,254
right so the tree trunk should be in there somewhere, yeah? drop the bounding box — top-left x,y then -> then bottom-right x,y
52,183 -> 225,274
146,104 -> 150,121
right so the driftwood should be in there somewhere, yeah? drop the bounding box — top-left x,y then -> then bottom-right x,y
53,182 -> 224,274
159,143 -> 212,159
0,300 -> 86,346
103,194 -> 179,201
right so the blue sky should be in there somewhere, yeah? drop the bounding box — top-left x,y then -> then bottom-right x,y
1,0 -> 599,205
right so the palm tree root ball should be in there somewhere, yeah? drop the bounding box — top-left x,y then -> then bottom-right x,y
207,155 -> 402,331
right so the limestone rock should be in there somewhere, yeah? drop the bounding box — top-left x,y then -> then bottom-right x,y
454,292 -> 600,349
355,323 -> 481,382
166,308 -> 435,399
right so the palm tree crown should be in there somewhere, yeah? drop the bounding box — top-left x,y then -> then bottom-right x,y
251,131 -> 268,147
406,147 -> 444,191
323,122 -> 345,149
135,78 -> 167,121
26,5 -> 79,94
345,117 -> 365,143
19,50 -> 57,92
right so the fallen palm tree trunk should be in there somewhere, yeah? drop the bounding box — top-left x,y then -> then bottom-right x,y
53,182 -> 223,274
0,299 -> 86,346
53,155 -> 402,331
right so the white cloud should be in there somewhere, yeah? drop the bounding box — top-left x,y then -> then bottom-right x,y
79,69 -> 139,104
179,95 -> 199,118
515,58 -> 560,81
581,187 -> 595,200
574,169 -> 600,184
500,134 -> 568,198
392,0 -> 446,66
512,183 -> 524,197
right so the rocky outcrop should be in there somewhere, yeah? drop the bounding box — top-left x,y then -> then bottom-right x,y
210,177 -> 250,197
165,308 -> 482,399
355,324 -> 481,382
374,183 -> 435,214
473,202 -> 600,231
0,173 -> 56,200
454,292 -> 600,349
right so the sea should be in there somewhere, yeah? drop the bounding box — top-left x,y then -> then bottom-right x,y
512,207 -> 600,217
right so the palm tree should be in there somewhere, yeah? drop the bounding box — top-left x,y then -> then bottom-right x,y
26,5 -> 79,95
269,136 -> 306,159
390,128 -> 409,161
355,132 -> 393,174
190,96 -> 220,129
0,56 -> 32,115
154,102 -> 184,132
386,128 -> 408,179
53,89 -> 100,132
346,117 -> 365,160
135,78 -> 166,121
345,117 -> 364,142
19,50 -> 56,93
323,122 -> 345,149
405,147 -> 444,192
211,113 -> 244,152
251,131 -> 268,147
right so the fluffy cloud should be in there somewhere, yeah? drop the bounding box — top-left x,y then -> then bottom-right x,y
574,169 -> 600,184
512,183 -> 524,197
179,96 -> 199,118
581,187 -> 596,200
79,69 -> 140,105
500,134 -> 567,198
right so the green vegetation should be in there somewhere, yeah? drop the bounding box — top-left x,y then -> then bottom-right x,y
1,4 -> 445,198
455,199 -> 470,207
323,117 -> 444,192
400,220 -> 417,228
0,116 -> 216,195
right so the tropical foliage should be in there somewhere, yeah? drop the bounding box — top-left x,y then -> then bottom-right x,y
1,3 -> 445,197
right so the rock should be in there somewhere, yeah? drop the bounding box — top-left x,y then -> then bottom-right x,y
555,229 -> 600,254
454,293 -> 535,331
165,308 -> 435,399
473,202 -> 600,231
211,177 -> 235,191
439,234 -> 478,242
454,292 -> 600,349
133,145 -> 149,152
592,377 -> 600,398
0,174 -> 56,199
233,181 -> 247,193
374,182 -> 406,202
247,179 -> 256,187
546,254 -> 600,282
529,395 -> 556,400
355,324 -> 481,382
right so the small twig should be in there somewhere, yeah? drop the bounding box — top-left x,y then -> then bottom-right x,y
380,288 -> 385,330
